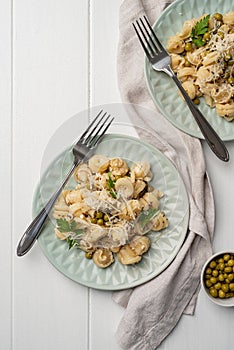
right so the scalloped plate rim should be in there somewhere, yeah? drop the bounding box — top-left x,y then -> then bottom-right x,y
145,0 -> 234,141
34,133 -> 189,290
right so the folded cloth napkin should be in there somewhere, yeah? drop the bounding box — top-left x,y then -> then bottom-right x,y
112,0 -> 215,349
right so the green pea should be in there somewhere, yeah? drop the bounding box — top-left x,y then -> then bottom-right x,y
227,77 -> 234,85
203,32 -> 211,42
214,13 -> 223,22
218,262 -> 225,270
210,261 -> 217,269
184,58 -> 191,67
228,273 -> 234,281
224,53 -> 232,61
206,280 -> 213,288
217,31 -> 224,39
85,252 -> 93,259
224,254 -> 231,261
218,258 -> 224,263
210,277 -> 217,284
218,274 -> 225,282
206,267 -> 212,274
184,42 -> 193,52
209,287 -> 218,298
221,284 -> 229,293
227,259 -> 234,267
96,212 -> 103,219
214,282 -> 222,290
212,270 -> 219,277
193,98 -> 200,105
103,214 -> 109,221
97,219 -> 104,225
218,290 -> 226,299
90,218 -> 97,224
224,266 -> 232,273
229,283 -> 234,291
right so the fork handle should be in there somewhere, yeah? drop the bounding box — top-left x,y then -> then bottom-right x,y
16,162 -> 78,257
165,67 -> 229,162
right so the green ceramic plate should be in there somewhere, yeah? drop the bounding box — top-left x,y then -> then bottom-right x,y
145,0 -> 234,140
33,134 -> 189,290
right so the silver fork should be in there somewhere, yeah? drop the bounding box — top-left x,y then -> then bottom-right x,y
133,16 -> 229,162
16,110 -> 114,256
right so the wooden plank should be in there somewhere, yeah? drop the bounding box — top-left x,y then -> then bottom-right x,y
89,0 -> 122,106
12,1 -> 90,349
0,1 -> 12,349
89,1 -> 124,349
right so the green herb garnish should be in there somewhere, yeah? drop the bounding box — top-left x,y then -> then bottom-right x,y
56,218 -> 70,232
190,14 -> 210,47
138,208 -> 158,228
67,237 -> 76,249
107,172 -> 117,198
56,218 -> 82,249
56,218 -> 82,235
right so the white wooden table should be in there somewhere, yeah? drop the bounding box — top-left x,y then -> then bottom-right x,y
2,1 -> 234,349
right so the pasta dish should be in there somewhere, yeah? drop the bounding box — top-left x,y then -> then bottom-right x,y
53,154 -> 168,268
167,11 -> 234,121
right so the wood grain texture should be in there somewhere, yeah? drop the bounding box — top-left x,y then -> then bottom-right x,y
0,1 -> 12,349
1,0 -> 234,349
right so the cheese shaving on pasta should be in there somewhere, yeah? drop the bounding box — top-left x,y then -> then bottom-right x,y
167,11 -> 234,121
53,155 -> 169,268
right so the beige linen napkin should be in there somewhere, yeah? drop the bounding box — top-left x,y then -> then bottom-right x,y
113,0 -> 215,349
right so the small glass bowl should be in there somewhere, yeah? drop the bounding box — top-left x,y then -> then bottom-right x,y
201,250 -> 234,307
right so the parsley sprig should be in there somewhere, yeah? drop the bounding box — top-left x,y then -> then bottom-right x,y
138,208 -> 158,228
190,15 -> 210,47
56,218 -> 82,249
107,172 -> 117,199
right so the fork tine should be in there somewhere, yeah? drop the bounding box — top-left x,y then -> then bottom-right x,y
79,109 -> 104,141
143,15 -> 166,52
90,115 -> 114,148
86,114 -> 114,148
132,22 -> 152,60
138,18 -> 159,55
85,112 -> 107,144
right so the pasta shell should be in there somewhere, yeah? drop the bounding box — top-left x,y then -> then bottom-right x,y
74,163 -> 92,183
108,225 -> 128,246
142,191 -> 159,210
88,154 -> 110,173
131,161 -> 151,181
182,81 -> 197,100
167,35 -> 185,54
133,180 -> 147,198
216,102 -> 234,121
92,249 -> 114,268
115,177 -> 134,198
170,53 -> 185,72
109,158 -> 129,176
65,190 -> 82,204
129,235 -> 150,255
117,245 -> 142,265
152,212 -> 169,231
223,11 -> 234,25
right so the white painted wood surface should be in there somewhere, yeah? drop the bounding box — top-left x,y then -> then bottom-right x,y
2,1 -> 234,349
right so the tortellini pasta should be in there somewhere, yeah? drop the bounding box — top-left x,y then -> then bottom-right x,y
167,11 -> 234,121
53,155 -> 169,268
